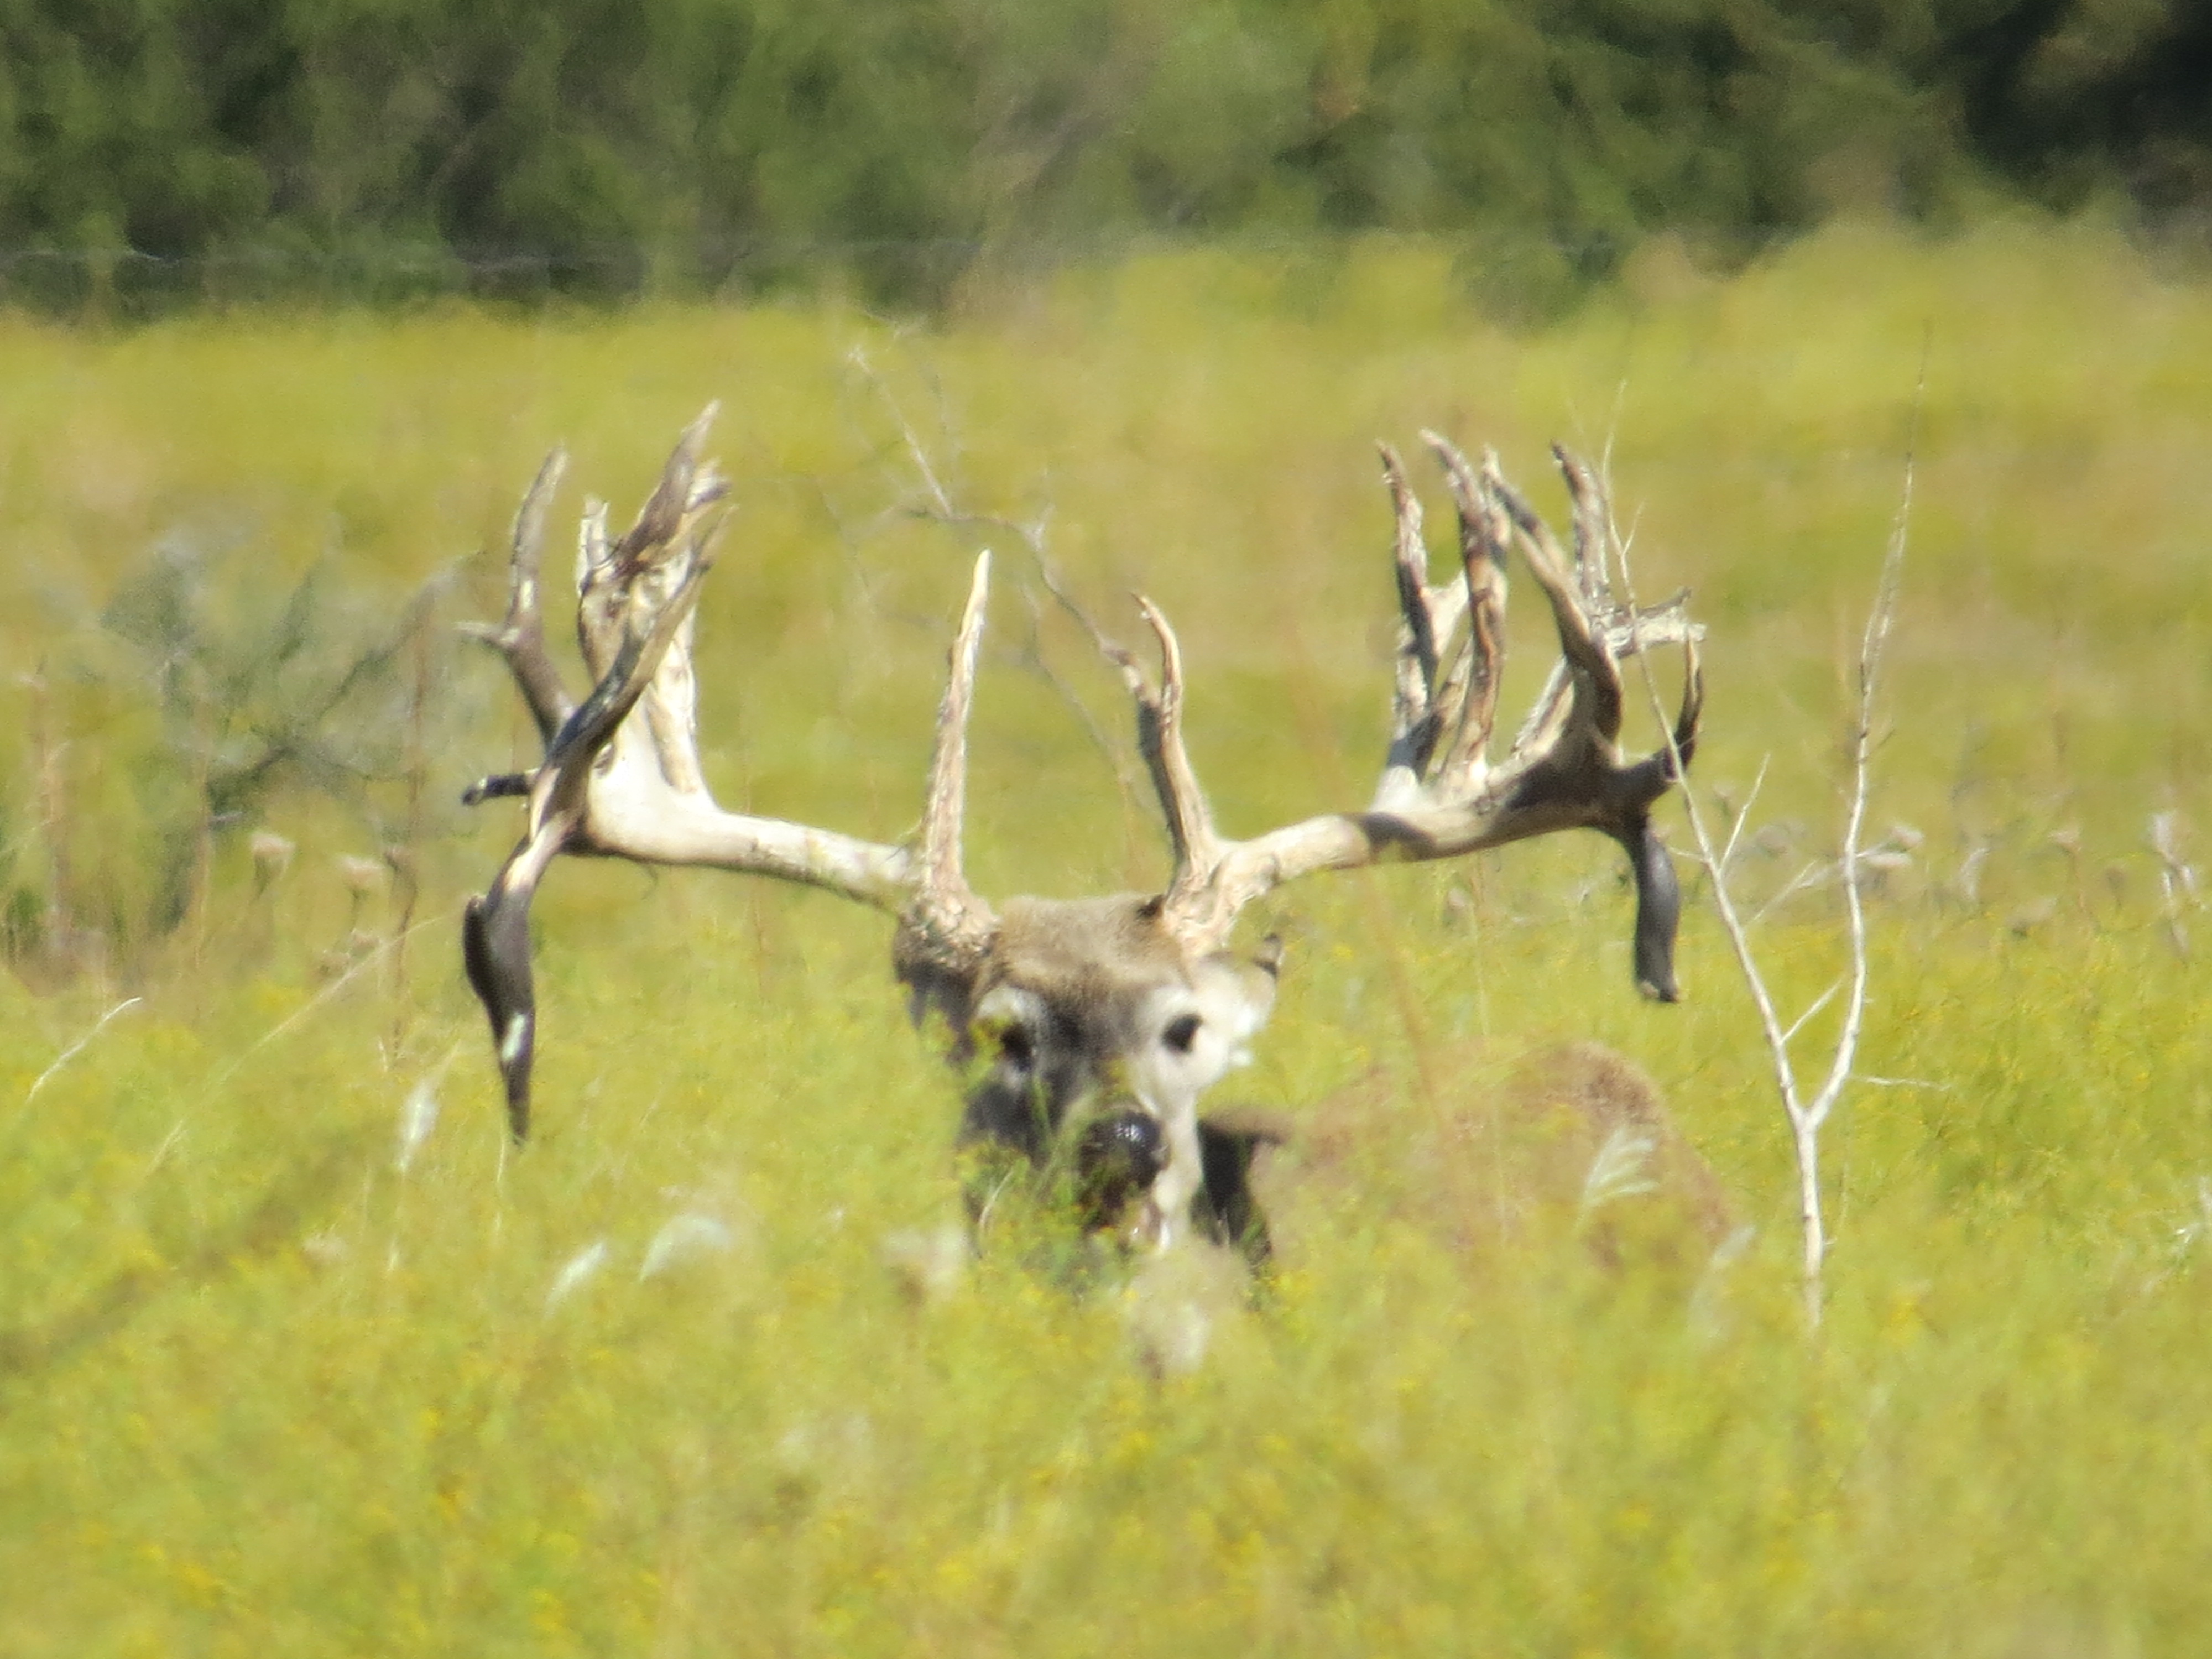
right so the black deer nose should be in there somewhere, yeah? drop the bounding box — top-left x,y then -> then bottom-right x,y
1075,1111 -> 1166,1230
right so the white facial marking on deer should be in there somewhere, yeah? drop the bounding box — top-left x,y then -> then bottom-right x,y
1121,959 -> 1277,1248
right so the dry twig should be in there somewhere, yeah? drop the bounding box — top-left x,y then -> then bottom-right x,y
1614,429 -> 1912,1328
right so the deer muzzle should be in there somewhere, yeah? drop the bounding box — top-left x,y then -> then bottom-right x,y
1074,1109 -> 1167,1233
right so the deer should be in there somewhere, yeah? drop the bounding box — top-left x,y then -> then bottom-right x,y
1204,1041 -> 1734,1285
459,409 -> 1704,1256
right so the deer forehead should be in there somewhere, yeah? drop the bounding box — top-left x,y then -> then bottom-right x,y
971,897 -> 1275,1066
973,897 -> 1181,1023
987,896 -> 1187,983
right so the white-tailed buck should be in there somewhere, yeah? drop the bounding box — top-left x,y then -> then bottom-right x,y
461,411 -> 1703,1253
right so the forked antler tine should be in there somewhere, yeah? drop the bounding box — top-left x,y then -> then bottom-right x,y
535,555 -> 713,828
572,420 -> 727,682
1421,432 -> 1511,788
460,446 -> 575,745
469,527 -> 712,1141
1130,597 -> 1223,884
906,551 -> 998,964
613,403 -> 728,571
1083,587 -> 1225,890
467,532 -> 721,1143
1483,451 -> 1625,746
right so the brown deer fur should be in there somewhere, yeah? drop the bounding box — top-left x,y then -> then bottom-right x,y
1202,1041 -> 1729,1282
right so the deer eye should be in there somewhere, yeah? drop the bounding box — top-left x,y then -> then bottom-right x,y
996,1023 -> 1035,1070
1162,1013 -> 1203,1055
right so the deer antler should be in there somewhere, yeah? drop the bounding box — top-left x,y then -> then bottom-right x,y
1106,436 -> 1704,997
462,411 -> 999,1137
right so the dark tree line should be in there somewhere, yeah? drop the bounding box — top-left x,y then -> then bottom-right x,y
0,0 -> 2204,313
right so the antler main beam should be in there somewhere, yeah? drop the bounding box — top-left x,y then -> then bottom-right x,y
461,411 -> 998,1138
461,417 -> 1704,1144
1112,437 -> 1703,997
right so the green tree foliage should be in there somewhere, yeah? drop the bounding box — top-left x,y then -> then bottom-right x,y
0,0 -> 2201,312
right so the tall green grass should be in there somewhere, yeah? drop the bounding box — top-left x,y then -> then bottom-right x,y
3,219 -> 2210,1655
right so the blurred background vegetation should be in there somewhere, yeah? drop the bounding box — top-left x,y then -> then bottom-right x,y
0,0 -> 2205,316
5,6 -> 2212,1650
3,233 -> 2211,1651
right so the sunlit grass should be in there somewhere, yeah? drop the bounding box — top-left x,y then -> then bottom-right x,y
3,218 -> 2211,1655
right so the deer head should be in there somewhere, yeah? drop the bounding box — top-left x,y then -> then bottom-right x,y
460,409 -> 1703,1252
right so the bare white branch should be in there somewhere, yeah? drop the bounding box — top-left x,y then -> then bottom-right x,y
844,348 -> 1140,812
849,345 -> 956,518
1615,410 -> 1913,1327
1806,453 -> 1912,1136
1782,978 -> 1845,1050
1716,756 -> 1771,882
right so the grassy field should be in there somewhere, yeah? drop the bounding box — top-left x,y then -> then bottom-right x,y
3,218 -> 2210,1656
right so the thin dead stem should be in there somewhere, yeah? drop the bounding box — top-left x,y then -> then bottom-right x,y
19,996 -> 143,1110
1714,755 -> 1771,882
2148,812 -> 2198,961
843,343 -> 1142,825
1611,411 -> 1913,1329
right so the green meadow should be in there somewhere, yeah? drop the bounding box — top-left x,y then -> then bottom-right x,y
3,219 -> 2210,1655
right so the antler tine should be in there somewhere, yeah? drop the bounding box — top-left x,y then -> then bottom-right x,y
904,551 -> 999,969
463,818 -> 565,1140
461,446 -> 575,745
1129,596 -> 1224,908
1557,447 -> 1707,765
1613,629 -> 1707,810
1674,634 -> 1704,766
1073,584 -> 1228,915
613,402 -> 728,573
1380,444 -> 1439,773
1150,436 -> 1705,994
1376,444 -> 1466,807
1554,443 -> 1616,608
1483,448 -> 1626,749
577,498 -> 612,590
1420,432 -> 1511,795
466,415 -> 932,1138
462,552 -> 716,1140
1549,443 -> 1706,786
539,558 -> 714,828
573,413 -> 729,743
